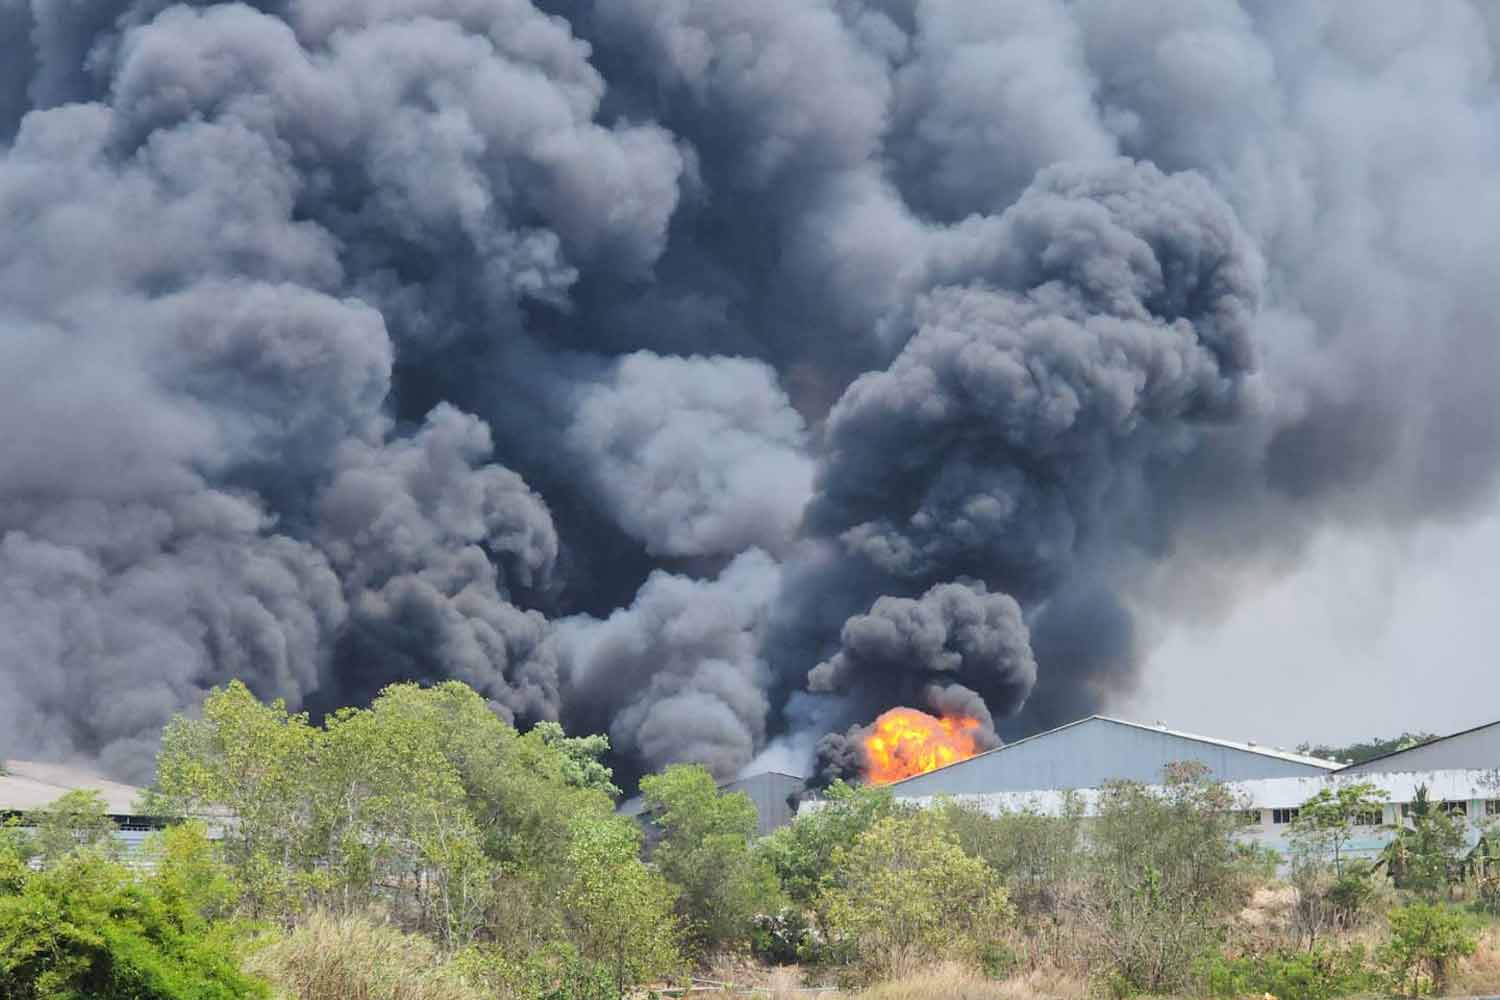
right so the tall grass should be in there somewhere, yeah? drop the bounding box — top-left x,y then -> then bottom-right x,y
244,911 -> 485,1000
839,962 -> 1088,1000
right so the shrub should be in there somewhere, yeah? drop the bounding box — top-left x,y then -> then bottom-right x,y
245,910 -> 483,1000
557,816 -> 682,993
639,764 -> 783,954
1384,786 -> 1465,895
452,941 -> 620,1000
820,810 -> 1012,982
935,797 -> 1083,918
1078,765 -> 1253,994
0,849 -> 267,1000
751,907 -> 820,965
1201,945 -> 1378,1000
757,780 -> 899,908
1378,902 -> 1478,996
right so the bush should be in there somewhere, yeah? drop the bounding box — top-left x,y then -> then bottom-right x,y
1078,765 -> 1253,994
639,764 -> 783,954
557,816 -> 682,992
245,910 -> 483,1000
1379,902 -> 1478,996
935,797 -> 1083,917
757,780 -> 899,908
0,849 -> 267,1000
820,810 -> 1012,982
452,941 -> 620,1000
751,907 -> 820,965
1202,945 -> 1378,1000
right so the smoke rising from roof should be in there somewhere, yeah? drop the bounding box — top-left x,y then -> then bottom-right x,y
5,0 -> 1500,784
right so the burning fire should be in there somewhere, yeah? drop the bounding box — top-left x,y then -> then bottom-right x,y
862,706 -> 983,785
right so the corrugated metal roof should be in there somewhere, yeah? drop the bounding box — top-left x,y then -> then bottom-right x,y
885,714 -> 1341,789
1335,718 -> 1500,773
0,759 -> 146,814
1091,716 -> 1343,770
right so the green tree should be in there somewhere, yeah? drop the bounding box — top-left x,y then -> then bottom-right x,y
145,822 -> 241,923
25,789 -> 119,865
560,815 -> 682,994
820,810 -> 1012,982
1286,783 -> 1389,944
1290,783 -> 1388,876
150,677 -> 643,967
1081,763 -> 1253,994
0,849 -> 267,1000
0,819 -> 35,894
1385,786 -> 1465,895
639,764 -> 783,954
1379,902 -> 1477,996
936,795 -> 1084,916
1299,732 -> 1439,766
756,780 -> 898,907
150,680 -> 320,919
533,721 -> 620,797
317,688 -> 499,948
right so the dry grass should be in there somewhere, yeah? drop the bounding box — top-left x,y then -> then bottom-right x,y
1446,923 -> 1500,996
834,962 -> 1089,1000
244,910 -> 485,1000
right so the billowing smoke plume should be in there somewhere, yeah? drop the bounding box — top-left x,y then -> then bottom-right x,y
5,0 -> 1500,785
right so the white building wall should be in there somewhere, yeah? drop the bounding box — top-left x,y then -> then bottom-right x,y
872,768 -> 1500,864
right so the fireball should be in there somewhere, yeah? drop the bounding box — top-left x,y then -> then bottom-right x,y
862,706 -> 984,785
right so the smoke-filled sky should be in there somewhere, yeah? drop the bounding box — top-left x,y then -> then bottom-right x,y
4,0 -> 1500,784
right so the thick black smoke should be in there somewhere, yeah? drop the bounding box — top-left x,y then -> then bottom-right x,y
808,581 -> 1033,729
5,0 -> 1500,785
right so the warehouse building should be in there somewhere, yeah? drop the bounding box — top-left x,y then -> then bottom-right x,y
0,759 -> 167,856
888,715 -> 1340,800
872,714 -> 1500,865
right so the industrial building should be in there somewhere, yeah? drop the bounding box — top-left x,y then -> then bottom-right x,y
887,715 -> 1341,798
0,759 -> 166,855
872,715 -> 1500,864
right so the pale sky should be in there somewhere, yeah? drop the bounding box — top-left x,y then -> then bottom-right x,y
1119,511 -> 1500,752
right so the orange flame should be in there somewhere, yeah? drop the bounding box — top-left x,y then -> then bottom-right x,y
862,706 -> 983,785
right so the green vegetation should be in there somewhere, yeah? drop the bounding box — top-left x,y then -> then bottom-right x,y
1299,732 -> 1440,765
26,789 -> 120,865
758,780 -> 898,907
1203,945 -> 1379,1000
1385,786 -> 1467,895
246,911 -> 485,1000
639,763 -> 783,953
1287,783 -> 1390,944
820,809 -> 1012,982
4,680 -> 1498,999
1079,762 -> 1255,995
0,845 -> 266,1000
1379,903 -> 1478,996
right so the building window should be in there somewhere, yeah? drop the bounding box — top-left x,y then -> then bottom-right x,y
1239,809 -> 1263,826
1354,810 -> 1383,826
1488,800 -> 1500,817
1272,807 -> 1299,825
1441,800 -> 1469,817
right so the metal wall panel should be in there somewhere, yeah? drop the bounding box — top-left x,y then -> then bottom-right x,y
890,717 -> 1334,797
1339,722 -> 1500,775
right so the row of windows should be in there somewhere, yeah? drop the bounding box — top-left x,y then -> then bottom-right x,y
1249,800 -> 1500,826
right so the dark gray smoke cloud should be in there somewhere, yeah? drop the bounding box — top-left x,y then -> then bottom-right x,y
5,0 -> 1500,785
808,581 -> 1034,724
